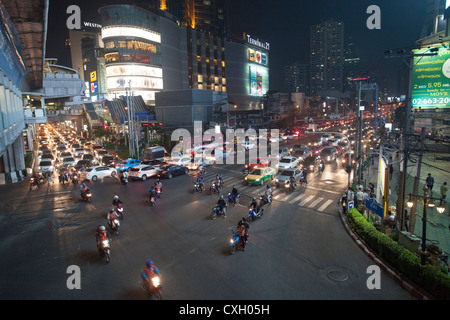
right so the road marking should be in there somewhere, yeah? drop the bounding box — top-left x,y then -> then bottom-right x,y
317,199 -> 334,212
298,195 -> 315,206
308,197 -> 323,208
289,193 -> 306,204
305,186 -> 341,194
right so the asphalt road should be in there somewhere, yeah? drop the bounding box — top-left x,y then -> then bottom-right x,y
0,134 -> 416,301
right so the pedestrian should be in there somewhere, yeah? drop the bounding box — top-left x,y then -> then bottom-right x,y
356,188 -> 364,207
426,173 -> 434,194
338,192 -> 348,214
48,172 -> 53,184
440,182 -> 447,201
389,164 -> 393,180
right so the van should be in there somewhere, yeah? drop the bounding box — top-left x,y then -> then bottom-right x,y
144,146 -> 166,161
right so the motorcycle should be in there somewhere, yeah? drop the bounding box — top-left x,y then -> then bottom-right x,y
72,173 -> 78,185
29,177 -> 39,190
259,193 -> 271,205
210,182 -> 219,195
210,204 -> 226,220
141,272 -> 162,300
120,175 -> 128,185
247,206 -> 264,222
115,203 -> 124,220
318,163 -> 324,174
229,230 -> 245,255
100,239 -> 111,263
155,187 -> 162,198
193,182 -> 203,193
109,218 -> 120,236
225,192 -> 240,206
81,189 -> 92,202
284,180 -> 296,192
149,192 -> 156,206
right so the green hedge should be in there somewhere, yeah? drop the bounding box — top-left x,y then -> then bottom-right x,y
347,208 -> 450,300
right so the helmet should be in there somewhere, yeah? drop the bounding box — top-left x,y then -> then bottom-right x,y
110,208 -> 115,212
266,185 -> 270,189
252,197 -> 256,201
99,225 -> 106,231
146,259 -> 153,268
220,195 -> 224,199
114,195 -> 119,199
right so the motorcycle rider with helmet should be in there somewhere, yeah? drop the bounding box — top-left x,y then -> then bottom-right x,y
95,225 -> 111,254
238,217 -> 250,244
265,185 -> 272,203
107,208 -> 120,229
112,195 -> 122,207
141,259 -> 161,290
80,182 -> 89,199
217,195 -> 227,217
231,185 -> 239,204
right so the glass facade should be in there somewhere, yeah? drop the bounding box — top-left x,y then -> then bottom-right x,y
99,5 -> 163,104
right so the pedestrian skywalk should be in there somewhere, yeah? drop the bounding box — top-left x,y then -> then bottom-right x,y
189,170 -> 336,213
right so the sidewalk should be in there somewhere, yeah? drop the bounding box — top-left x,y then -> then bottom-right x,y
361,152 -> 450,255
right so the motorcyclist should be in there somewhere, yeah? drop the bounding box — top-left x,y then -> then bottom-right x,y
249,197 -> 258,211
80,182 -> 89,198
319,159 -> 325,172
142,259 -> 160,289
215,174 -> 223,189
289,175 -> 296,190
154,179 -> 162,195
237,217 -> 250,243
112,195 -> 122,208
231,185 -> 239,203
95,225 -> 111,254
149,185 -> 157,201
196,175 -> 204,191
265,185 -> 272,203
237,222 -> 246,251
107,208 -> 120,229
217,195 -> 227,217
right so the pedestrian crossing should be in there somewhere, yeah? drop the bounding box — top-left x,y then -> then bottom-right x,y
189,169 -> 337,213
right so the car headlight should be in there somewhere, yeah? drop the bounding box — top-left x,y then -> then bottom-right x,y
275,179 -> 279,182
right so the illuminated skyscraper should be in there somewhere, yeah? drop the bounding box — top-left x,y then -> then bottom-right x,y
309,19 -> 344,95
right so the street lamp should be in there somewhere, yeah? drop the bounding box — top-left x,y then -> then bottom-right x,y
406,187 -> 446,268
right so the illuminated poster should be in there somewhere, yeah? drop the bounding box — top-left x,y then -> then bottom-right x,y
261,53 -> 267,65
412,45 -> 450,109
249,66 -> 263,95
255,51 -> 261,64
248,49 -> 255,62
90,71 -> 97,82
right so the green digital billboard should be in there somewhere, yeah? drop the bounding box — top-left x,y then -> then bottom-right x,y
411,45 -> 450,109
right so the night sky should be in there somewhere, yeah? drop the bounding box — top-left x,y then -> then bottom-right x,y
46,0 -> 429,94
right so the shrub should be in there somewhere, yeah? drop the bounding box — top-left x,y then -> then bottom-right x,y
347,208 -> 450,299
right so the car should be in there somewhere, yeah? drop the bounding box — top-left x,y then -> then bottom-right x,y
244,166 -> 277,185
74,148 -> 85,158
275,168 -> 303,187
244,157 -> 271,171
277,147 -> 290,159
74,160 -> 91,171
128,165 -> 159,181
141,159 -> 166,167
301,156 -> 321,172
94,149 -> 108,162
167,156 -> 191,167
101,155 -> 116,167
38,160 -> 54,173
40,153 -> 55,163
320,146 -> 337,162
59,151 -> 72,159
327,138 -> 339,146
342,152 -> 357,167
311,145 -> 323,156
116,158 -> 142,172
157,164 -> 188,179
277,156 -> 299,170
92,144 -> 103,152
79,166 -> 117,181
61,156 -> 76,166
82,153 -> 95,164
321,133 -> 332,142
292,147 -> 312,161
290,144 -> 303,153
186,156 -> 210,170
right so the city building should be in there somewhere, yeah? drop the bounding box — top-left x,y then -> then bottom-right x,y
309,19 -> 344,96
0,0 -> 48,184
284,62 -> 309,94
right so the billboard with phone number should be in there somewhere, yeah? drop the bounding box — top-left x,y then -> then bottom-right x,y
411,45 -> 450,109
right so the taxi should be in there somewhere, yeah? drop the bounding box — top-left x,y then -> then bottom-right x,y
244,166 -> 277,185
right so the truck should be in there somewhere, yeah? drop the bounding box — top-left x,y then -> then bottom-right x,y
144,146 -> 166,161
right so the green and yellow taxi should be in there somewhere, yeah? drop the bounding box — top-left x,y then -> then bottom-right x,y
244,166 -> 277,185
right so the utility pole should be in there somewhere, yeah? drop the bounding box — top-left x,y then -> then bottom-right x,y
408,127 -> 425,233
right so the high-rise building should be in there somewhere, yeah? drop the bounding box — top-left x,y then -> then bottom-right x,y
309,19 -> 344,95
283,62 -> 309,94
420,0 -> 446,38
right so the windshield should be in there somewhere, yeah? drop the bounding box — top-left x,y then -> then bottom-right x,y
280,158 -> 291,163
40,161 -> 52,166
280,170 -> 294,176
250,169 -> 262,175
63,158 -> 74,162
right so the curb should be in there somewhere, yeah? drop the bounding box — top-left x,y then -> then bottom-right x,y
338,209 -> 434,300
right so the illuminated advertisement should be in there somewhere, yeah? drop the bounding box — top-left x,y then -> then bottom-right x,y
248,49 -> 267,65
90,71 -> 97,82
91,82 -> 98,93
249,66 -> 264,95
102,26 -> 161,43
106,65 -> 162,78
106,76 -> 163,90
412,45 -> 450,109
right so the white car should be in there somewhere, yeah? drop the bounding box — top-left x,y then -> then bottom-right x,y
168,156 -> 191,167
79,166 -> 117,181
61,156 -> 76,166
186,157 -> 211,170
38,160 -> 54,173
128,164 -> 158,181
277,156 -> 299,170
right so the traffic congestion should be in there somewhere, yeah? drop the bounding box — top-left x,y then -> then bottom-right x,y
29,116 -> 380,299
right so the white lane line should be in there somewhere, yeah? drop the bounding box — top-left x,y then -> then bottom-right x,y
298,195 -> 315,206
289,193 -> 306,204
308,197 -> 323,208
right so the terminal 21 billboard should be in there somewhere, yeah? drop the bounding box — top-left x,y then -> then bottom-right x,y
412,45 -> 450,109
247,48 -> 268,96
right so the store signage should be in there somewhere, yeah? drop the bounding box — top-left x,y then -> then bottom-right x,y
246,34 -> 270,51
